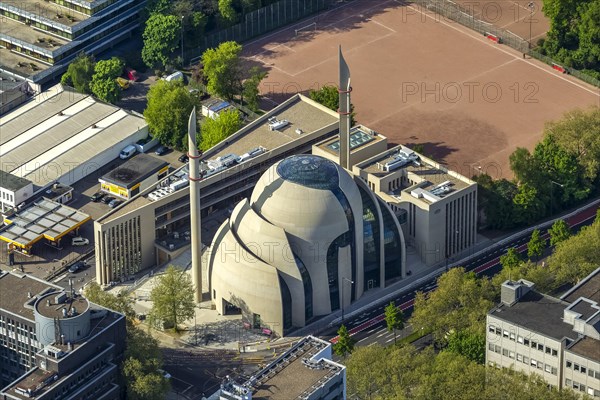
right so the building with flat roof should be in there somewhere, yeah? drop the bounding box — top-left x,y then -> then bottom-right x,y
0,0 -> 146,89
0,84 -> 149,194
99,154 -> 169,200
486,268 -> 600,398
0,270 -> 126,399
93,94 -> 341,285
0,171 -> 33,213
0,73 -> 33,116
210,336 -> 345,400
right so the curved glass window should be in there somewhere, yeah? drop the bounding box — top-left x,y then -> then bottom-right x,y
332,187 -> 356,301
294,253 -> 313,321
326,231 -> 351,311
378,199 -> 403,281
358,185 -> 381,290
276,155 -> 340,190
279,276 -> 293,330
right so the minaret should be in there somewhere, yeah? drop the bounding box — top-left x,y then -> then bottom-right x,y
338,46 -> 352,170
188,107 -> 202,303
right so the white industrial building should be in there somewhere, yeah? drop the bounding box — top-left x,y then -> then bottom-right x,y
0,84 -> 149,194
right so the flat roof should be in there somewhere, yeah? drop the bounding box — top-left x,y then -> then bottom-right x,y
0,170 -> 31,192
35,293 -> 89,319
561,268 -> 600,304
489,291 -> 576,341
100,154 -> 168,189
0,198 -> 90,247
244,337 -> 343,400
567,298 -> 600,321
5,0 -> 90,27
567,337 -> 600,363
211,96 -> 338,161
317,126 -> 383,154
1,17 -> 69,49
0,48 -> 51,79
0,85 -> 148,188
102,95 -> 338,222
0,271 -> 60,320
358,145 -> 471,203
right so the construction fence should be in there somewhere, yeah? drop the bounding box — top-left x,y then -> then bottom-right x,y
189,0 -> 335,63
409,0 -> 600,88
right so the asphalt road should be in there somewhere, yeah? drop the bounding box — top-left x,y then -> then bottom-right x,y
328,203 -> 599,347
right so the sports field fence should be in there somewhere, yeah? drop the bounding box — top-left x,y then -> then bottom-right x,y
409,0 -> 600,88
189,0 -> 335,64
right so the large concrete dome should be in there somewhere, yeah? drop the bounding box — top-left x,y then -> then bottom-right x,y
209,154 -> 406,337
250,154 -> 362,245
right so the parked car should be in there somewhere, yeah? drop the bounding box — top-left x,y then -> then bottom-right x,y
119,145 -> 137,159
68,260 -> 86,273
102,196 -> 115,204
178,154 -> 189,163
163,71 -> 184,82
108,199 -> 122,208
155,145 -> 169,156
90,191 -> 105,202
116,77 -> 130,89
125,67 -> 139,82
71,237 -> 89,247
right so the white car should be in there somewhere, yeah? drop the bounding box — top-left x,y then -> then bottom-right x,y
72,237 -> 89,246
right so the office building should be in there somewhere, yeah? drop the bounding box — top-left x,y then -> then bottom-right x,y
0,270 -> 126,399
0,0 -> 146,89
486,268 -> 600,398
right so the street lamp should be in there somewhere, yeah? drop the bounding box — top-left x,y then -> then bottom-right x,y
528,2 -> 535,49
341,277 -> 354,323
550,180 -> 564,215
180,16 -> 184,66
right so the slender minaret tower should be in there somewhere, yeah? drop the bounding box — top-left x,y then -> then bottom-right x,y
338,46 -> 352,170
188,107 -> 202,303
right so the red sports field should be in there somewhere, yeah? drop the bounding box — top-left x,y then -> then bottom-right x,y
243,0 -> 599,179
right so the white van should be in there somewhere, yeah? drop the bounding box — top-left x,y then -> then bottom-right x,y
164,71 -> 184,82
119,145 -> 137,159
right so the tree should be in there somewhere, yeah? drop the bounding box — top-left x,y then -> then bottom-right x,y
384,301 -> 404,344
144,80 -> 195,149
218,0 -> 237,24
93,57 -> 124,80
61,53 -> 95,93
309,85 -> 357,125
548,216 -> 600,286
410,268 -> 496,344
149,265 -> 196,331
549,219 -> 572,246
509,147 -> 544,188
541,0 -> 600,76
242,66 -> 268,111
333,324 -> 354,358
527,229 -> 546,261
544,106 -> 600,185
513,183 -> 545,225
199,109 -> 241,151
89,57 -> 124,104
142,14 -> 182,69
445,330 -> 485,364
500,247 -> 522,271
84,283 -> 135,320
201,41 -> 244,100
345,345 -> 387,400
